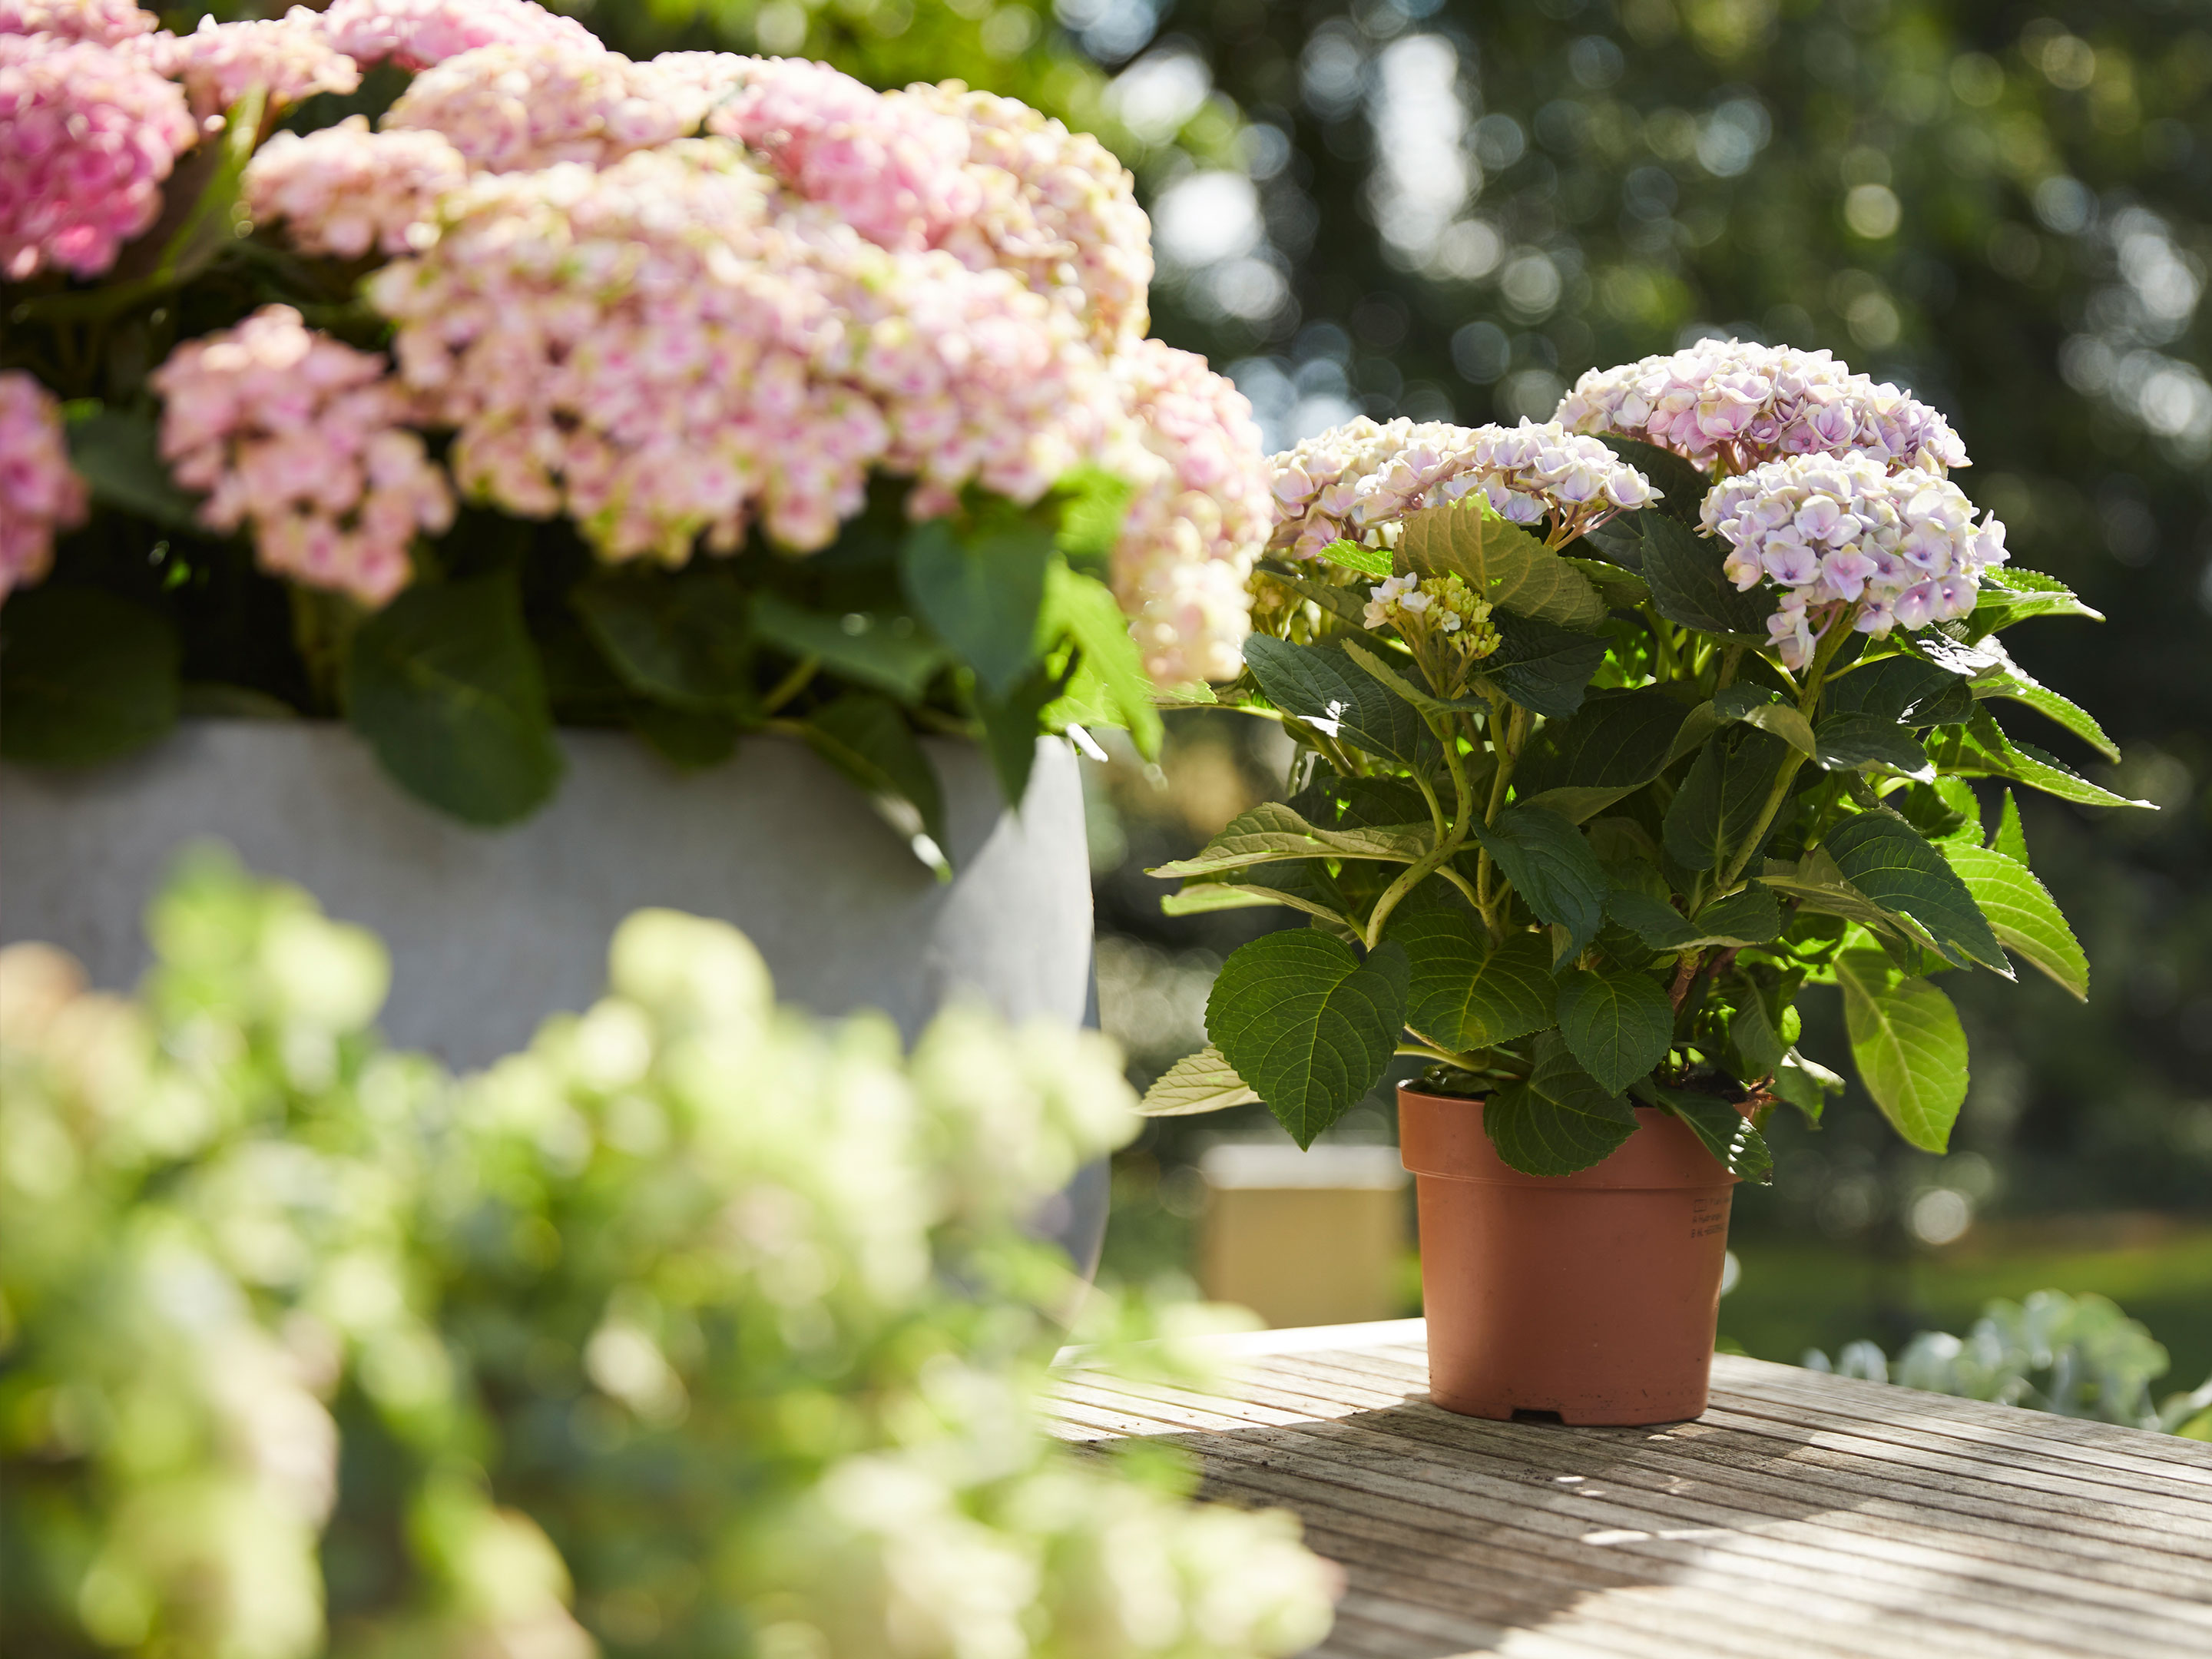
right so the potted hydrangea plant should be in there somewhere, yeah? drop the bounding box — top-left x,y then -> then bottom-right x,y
0,0 -> 1270,1063
1143,340 -> 2144,1425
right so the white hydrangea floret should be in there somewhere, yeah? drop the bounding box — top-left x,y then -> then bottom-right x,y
1267,416 -> 1654,558
1556,338 -> 1970,476
1701,451 -> 2010,668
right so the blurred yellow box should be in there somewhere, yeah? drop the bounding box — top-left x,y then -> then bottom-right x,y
1197,1144 -> 1410,1330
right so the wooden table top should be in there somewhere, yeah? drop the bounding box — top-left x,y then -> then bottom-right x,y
1048,1318 -> 2212,1659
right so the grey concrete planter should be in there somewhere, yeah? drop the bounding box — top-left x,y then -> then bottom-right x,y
2,722 -> 1106,1267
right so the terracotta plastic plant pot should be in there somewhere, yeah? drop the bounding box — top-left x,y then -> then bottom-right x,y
1399,1084 -> 1740,1426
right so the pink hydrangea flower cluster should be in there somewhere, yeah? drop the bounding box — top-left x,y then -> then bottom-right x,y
1108,339 -> 1272,684
0,31 -> 197,280
245,117 -> 467,258
1555,339 -> 1970,477
899,81 -> 1155,351
366,139 -> 1118,560
0,369 -> 88,596
672,59 -> 1153,348
690,54 -> 982,253
383,40 -> 710,173
127,13 -> 359,121
0,0 -> 150,46
315,0 -> 598,73
848,240 -> 1121,522
1703,451 -> 2009,669
1267,416 -> 1656,558
123,14 -> 1253,676
152,305 -> 454,606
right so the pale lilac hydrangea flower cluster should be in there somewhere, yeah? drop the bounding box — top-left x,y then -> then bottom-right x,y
315,0 -> 599,73
126,12 -> 359,121
152,306 -> 453,606
1108,339 -> 1272,684
0,369 -> 88,596
1555,339 -> 1969,477
1267,416 -> 1656,558
1704,452 -> 2010,669
0,0 -> 149,45
0,30 -> 196,279
245,117 -> 467,258
383,40 -> 709,173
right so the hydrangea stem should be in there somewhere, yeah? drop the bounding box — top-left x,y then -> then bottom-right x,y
1472,697 -> 1528,935
1364,707 -> 1481,948
1714,605 -> 1859,892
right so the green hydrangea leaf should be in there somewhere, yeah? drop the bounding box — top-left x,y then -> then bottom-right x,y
802,692 -> 951,879
1555,965 -> 1675,1094
1468,802 -> 1608,962
1482,1032 -> 1637,1176
1651,1088 -> 1773,1183
1243,634 -> 1432,763
1478,613 -> 1609,719
1823,811 -> 2008,975
1939,840 -> 2088,1000
1993,788 -> 2031,864
1394,495 -> 1608,628
1662,727 -> 1788,873
1836,948 -> 1969,1152
1137,1047 -> 1262,1116
1206,931 -> 1409,1148
750,592 -> 948,705
346,573 -> 562,826
0,587 -> 180,767
1149,801 -> 1431,879
574,567 -> 756,714
1637,512 -> 1770,637
1925,706 -> 2150,810
1386,885 -> 1558,1052
1515,687 -> 1695,823
901,507 -> 1053,697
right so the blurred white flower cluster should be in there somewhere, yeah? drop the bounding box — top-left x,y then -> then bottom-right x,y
0,850 -> 1337,1659
1266,415 -> 1654,558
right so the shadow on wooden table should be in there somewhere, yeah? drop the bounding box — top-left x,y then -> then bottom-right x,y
1164,1398 -> 1859,1657
1053,1335 -> 2212,1658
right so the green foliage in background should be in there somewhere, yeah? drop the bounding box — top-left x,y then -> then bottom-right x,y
1806,1288 -> 2212,1437
0,852 -> 1336,1659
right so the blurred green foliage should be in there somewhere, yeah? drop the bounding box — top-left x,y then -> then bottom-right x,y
0,851 -> 1336,1659
1804,1288 -> 2212,1435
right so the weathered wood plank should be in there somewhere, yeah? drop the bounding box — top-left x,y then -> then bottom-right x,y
1054,1319 -> 2212,1658
1066,1360 -> 2212,1572
1249,1346 -> 2212,1540
1224,1359 -> 2212,1549
1190,1453 -> 2144,1659
1194,1416 -> 2207,1651
1056,1386 -> 2206,1655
